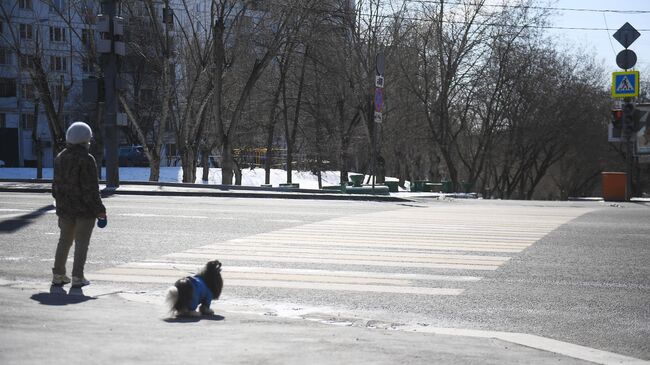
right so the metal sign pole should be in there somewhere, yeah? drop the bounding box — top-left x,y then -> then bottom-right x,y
612,23 -> 641,200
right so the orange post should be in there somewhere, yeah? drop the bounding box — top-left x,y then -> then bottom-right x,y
602,172 -> 627,201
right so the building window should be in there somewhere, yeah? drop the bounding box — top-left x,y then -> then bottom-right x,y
0,113 -> 5,128
0,78 -> 17,97
21,83 -> 36,100
49,26 -> 66,42
50,56 -> 67,72
0,20 -> 4,34
21,114 -> 35,130
82,29 -> 94,46
20,54 -> 35,69
0,49 -> 11,65
19,24 -> 33,40
50,0 -> 66,13
82,57 -> 95,73
19,0 -> 33,10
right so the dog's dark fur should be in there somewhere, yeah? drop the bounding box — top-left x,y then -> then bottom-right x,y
166,260 -> 223,316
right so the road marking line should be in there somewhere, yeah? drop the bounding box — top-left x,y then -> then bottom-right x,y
226,238 -> 529,251
88,273 -> 463,295
234,235 -> 534,247
226,279 -> 464,296
407,327 -> 649,365
208,241 -> 527,253
94,267 -> 413,286
0,214 -> 24,219
185,248 -> 509,265
118,262 -> 483,282
193,246 -> 511,262
179,249 -> 507,266
118,213 -> 209,219
280,228 -> 546,241
286,225 -> 549,236
224,241 -> 524,253
165,253 -> 502,270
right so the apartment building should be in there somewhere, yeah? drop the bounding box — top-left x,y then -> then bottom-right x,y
0,0 -> 91,167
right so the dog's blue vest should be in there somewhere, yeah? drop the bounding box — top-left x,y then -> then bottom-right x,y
189,276 -> 213,311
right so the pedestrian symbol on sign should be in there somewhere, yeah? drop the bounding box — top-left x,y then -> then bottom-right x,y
611,71 -> 640,98
617,76 -> 634,92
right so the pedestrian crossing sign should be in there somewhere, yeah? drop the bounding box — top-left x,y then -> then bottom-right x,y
612,71 -> 639,98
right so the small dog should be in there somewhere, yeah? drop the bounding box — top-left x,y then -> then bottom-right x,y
166,260 -> 223,317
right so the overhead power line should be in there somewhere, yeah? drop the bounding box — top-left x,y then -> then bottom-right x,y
401,0 -> 650,14
166,1 -> 650,33
352,10 -> 650,32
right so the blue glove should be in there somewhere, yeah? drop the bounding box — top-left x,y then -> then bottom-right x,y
97,217 -> 107,228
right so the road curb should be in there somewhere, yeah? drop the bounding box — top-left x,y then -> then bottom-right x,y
0,180 -> 411,202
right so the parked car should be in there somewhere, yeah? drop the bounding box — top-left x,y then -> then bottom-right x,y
118,146 -> 149,167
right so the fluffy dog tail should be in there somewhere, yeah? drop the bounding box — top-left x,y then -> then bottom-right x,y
165,286 -> 179,315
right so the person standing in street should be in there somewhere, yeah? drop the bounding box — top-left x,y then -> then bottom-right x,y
51,122 -> 107,288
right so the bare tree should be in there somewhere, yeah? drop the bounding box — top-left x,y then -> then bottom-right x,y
118,0 -> 175,181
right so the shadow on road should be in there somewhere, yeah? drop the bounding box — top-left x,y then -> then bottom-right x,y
0,204 -> 54,233
163,314 -> 225,323
30,285 -> 96,305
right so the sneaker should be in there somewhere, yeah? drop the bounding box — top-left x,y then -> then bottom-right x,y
200,306 -> 214,316
71,276 -> 90,288
52,274 -> 71,286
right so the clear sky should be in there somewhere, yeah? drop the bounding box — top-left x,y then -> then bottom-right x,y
546,0 -> 650,73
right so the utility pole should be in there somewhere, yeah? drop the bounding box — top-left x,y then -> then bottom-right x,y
623,100 -> 635,199
99,0 -> 125,188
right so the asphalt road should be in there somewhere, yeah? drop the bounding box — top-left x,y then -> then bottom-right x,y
1,192 -> 648,361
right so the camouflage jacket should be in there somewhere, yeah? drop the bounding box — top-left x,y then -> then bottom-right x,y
52,144 -> 106,218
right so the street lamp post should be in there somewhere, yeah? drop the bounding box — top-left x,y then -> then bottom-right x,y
372,52 -> 385,192
99,0 -> 124,188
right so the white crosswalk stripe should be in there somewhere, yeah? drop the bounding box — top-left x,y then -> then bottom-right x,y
89,204 -> 595,296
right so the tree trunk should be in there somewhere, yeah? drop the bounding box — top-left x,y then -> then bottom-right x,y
201,149 -> 210,182
316,156 -> 323,189
234,160 -> 242,185
285,144 -> 293,184
181,149 -> 196,183
220,139 -> 234,185
339,137 -> 349,184
264,131 -> 275,185
149,155 -> 161,182
440,148 -> 459,192
264,83 -> 282,185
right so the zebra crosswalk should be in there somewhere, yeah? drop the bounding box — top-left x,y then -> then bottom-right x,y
89,204 -> 595,297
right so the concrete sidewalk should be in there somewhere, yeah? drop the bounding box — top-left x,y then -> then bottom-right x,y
0,279 -> 606,365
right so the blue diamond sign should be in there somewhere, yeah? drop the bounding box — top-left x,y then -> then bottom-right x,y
612,71 -> 639,98
613,23 -> 640,49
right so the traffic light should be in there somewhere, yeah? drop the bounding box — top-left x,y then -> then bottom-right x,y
612,108 -> 624,129
623,102 -> 638,135
609,108 -> 624,142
